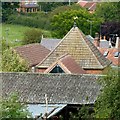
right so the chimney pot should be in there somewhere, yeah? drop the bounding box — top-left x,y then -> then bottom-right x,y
115,36 -> 120,49
104,36 -> 106,40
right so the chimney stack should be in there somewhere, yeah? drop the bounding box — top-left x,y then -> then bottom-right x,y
104,36 -> 106,40
94,33 -> 100,47
115,35 -> 119,49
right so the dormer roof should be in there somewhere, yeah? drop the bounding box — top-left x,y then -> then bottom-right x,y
44,54 -> 86,74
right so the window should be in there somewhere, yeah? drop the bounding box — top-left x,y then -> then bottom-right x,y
50,65 -> 65,73
103,51 -> 109,57
114,52 -> 119,57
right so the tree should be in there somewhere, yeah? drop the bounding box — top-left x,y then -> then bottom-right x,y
100,21 -> 120,45
51,9 -> 102,38
95,2 -> 120,43
49,3 -> 82,17
2,48 -> 29,72
38,2 -> 68,12
2,2 -> 19,22
22,28 -> 42,45
1,93 -> 32,119
69,105 -> 93,120
95,2 -> 120,22
94,69 -> 120,119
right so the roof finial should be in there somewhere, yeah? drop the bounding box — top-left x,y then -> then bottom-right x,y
73,16 -> 78,28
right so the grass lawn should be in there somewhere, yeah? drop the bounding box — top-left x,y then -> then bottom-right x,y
2,24 -> 52,47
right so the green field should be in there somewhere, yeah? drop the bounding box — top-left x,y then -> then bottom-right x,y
2,24 -> 52,47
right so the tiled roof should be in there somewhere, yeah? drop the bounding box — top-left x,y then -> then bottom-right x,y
77,1 -> 96,11
1,72 -> 101,104
84,2 -> 96,10
88,3 -> 96,11
77,1 -> 88,7
45,54 -> 86,74
21,3 -> 39,8
14,43 -> 50,67
37,27 -> 111,69
41,38 -> 61,51
99,48 -> 120,66
86,35 -> 94,42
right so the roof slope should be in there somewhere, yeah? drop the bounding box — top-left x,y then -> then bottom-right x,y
41,38 -> 61,51
88,3 -> 96,11
37,27 -> 110,69
45,54 -> 86,74
1,72 -> 101,104
14,43 -> 50,67
77,1 -> 96,11
99,48 -> 120,66
78,1 -> 88,7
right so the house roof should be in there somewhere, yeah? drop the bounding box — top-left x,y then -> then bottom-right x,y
97,37 -> 120,66
88,3 -> 96,11
1,72 -> 101,104
20,3 -> 39,8
28,104 -> 67,118
37,26 -> 111,69
14,43 -> 50,67
41,38 -> 61,51
77,1 -> 96,11
86,35 -> 94,42
99,48 -> 120,66
78,1 -> 88,7
45,54 -> 86,74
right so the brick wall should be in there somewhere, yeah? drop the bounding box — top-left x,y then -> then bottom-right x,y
35,68 -> 47,73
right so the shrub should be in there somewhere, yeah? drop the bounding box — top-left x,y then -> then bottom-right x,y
94,69 -> 120,119
22,28 -> 42,45
1,93 -> 32,119
2,49 -> 29,72
7,12 -> 50,30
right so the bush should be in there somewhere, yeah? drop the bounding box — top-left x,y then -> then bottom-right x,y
94,69 -> 120,119
7,12 -> 51,30
2,49 -> 29,72
22,28 -> 42,45
1,93 -> 32,119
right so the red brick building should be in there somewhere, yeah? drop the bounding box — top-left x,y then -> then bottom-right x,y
18,0 -> 39,13
77,0 -> 97,13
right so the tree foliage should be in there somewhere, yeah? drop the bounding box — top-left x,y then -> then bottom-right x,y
1,39 -> 8,52
95,2 -> 120,22
49,3 -> 82,17
2,2 -> 19,22
22,28 -> 42,45
7,11 -> 51,30
1,93 -> 32,119
94,2 -> 120,42
94,69 -> 120,119
69,105 -> 93,119
2,48 -> 29,72
100,21 -> 120,44
38,2 -> 69,12
51,9 -> 102,38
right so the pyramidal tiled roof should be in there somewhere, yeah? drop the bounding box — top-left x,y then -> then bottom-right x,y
37,26 -> 111,69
